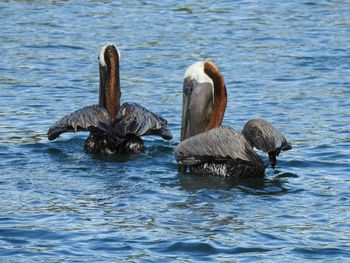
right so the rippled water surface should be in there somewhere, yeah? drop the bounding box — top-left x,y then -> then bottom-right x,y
1,1 -> 350,262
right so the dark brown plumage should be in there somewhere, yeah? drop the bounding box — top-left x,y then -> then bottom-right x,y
47,44 -> 172,154
242,119 -> 292,168
175,60 -> 291,177
176,126 -> 265,177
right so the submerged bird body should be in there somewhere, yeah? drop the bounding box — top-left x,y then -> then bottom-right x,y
175,61 -> 291,177
47,44 -> 172,153
84,132 -> 144,154
176,126 -> 265,178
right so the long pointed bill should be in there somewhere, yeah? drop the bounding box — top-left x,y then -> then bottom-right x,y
181,78 -> 192,142
99,64 -> 107,108
181,78 -> 214,142
179,78 -> 193,173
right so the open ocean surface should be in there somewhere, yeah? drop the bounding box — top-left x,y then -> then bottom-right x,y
0,1 -> 350,262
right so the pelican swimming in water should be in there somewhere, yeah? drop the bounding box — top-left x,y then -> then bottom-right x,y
175,61 -> 291,177
48,43 -> 172,154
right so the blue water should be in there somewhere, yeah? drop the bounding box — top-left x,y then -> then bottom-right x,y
1,1 -> 350,262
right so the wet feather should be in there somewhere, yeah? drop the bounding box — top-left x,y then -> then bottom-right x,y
47,105 -> 111,141
242,119 -> 291,154
176,126 -> 264,166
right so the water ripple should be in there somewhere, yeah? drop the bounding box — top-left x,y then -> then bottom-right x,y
1,0 -> 350,262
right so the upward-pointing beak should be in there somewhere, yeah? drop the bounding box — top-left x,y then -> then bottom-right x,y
180,77 -> 214,141
181,77 -> 193,142
99,63 -> 108,108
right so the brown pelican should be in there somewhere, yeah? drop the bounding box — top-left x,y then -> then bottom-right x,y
175,61 -> 291,177
47,43 -> 172,154
242,119 -> 292,169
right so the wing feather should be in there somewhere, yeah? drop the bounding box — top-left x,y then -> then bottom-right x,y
47,105 -> 111,141
175,126 -> 263,166
114,102 -> 172,140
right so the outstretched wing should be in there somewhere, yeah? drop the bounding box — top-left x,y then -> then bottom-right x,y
47,105 -> 112,141
241,119 -> 292,154
175,126 -> 263,166
114,102 -> 172,140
